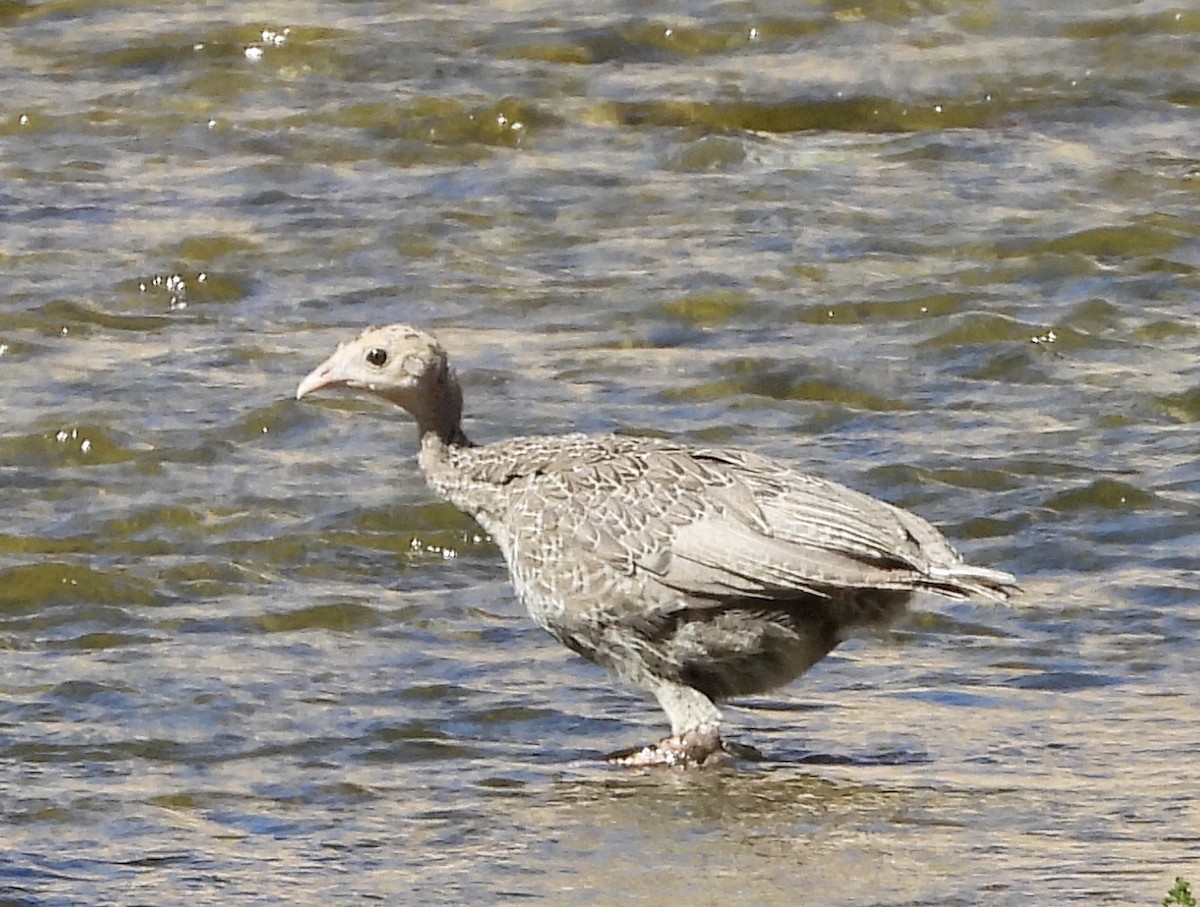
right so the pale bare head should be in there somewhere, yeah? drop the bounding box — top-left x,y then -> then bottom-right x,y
296,324 -> 466,444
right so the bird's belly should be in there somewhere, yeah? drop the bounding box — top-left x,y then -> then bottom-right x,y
499,530 -> 913,702
646,606 -> 843,700
523,582 -> 913,703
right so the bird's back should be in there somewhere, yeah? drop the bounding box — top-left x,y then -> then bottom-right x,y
429,432 -> 1015,628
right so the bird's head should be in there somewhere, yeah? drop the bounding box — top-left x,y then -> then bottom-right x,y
296,323 -> 465,443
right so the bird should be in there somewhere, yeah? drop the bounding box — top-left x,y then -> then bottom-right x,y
296,324 -> 1018,767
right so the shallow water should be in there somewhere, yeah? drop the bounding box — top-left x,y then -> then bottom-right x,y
2,1 -> 1199,903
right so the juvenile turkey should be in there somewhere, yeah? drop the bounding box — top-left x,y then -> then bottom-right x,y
296,324 -> 1017,766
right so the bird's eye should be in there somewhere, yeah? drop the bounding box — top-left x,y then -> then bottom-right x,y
366,348 -> 388,367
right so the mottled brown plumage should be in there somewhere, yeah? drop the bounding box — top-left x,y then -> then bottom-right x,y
297,324 -> 1017,766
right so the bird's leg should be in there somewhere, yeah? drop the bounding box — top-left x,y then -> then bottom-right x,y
605,682 -> 731,767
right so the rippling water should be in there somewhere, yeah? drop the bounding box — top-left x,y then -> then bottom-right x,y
2,1 -> 1199,903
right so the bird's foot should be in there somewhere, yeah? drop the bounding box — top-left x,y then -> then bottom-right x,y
605,725 -> 732,768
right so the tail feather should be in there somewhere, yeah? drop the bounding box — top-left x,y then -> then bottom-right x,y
926,563 -> 1020,603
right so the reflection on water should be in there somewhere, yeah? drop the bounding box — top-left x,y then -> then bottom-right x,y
2,1 -> 1199,904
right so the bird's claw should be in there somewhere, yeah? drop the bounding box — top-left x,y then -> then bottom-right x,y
606,726 -> 732,768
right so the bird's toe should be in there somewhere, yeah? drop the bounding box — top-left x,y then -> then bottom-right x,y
606,726 -> 732,768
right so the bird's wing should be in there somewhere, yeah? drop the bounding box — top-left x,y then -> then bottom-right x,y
636,449 -> 930,597
544,445 -> 1013,603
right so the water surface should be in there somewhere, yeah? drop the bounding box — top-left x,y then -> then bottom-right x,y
2,1 -> 1199,904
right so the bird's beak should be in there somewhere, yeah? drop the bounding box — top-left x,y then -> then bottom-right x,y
296,365 -> 332,400
296,347 -> 348,400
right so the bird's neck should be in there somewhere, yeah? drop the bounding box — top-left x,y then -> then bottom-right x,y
422,423 -> 473,449
417,428 -> 480,513
401,374 -> 471,449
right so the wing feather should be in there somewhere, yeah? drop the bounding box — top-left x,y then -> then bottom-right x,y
490,437 -> 1016,605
